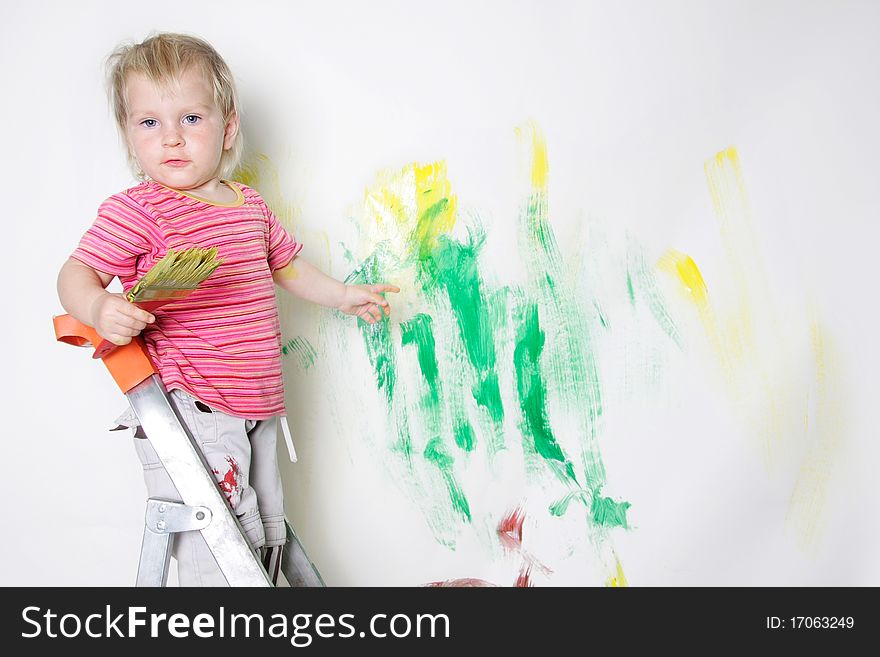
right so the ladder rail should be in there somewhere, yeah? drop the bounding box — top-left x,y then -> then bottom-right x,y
127,376 -> 273,587
282,520 -> 326,587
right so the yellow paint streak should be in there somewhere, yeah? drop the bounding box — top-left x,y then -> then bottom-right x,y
657,249 -> 732,372
361,161 -> 457,264
606,554 -> 629,587
235,154 -> 333,270
711,148 -> 781,462
665,147 -> 839,550
658,249 -> 708,307
698,148 -> 790,466
349,161 -> 458,305
363,174 -> 411,259
413,162 -> 458,257
233,153 -> 298,230
703,147 -> 763,366
515,121 -> 549,191
705,147 -> 749,219
786,320 -> 844,551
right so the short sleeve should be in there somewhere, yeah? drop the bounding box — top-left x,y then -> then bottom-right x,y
70,193 -> 153,278
265,203 -> 303,272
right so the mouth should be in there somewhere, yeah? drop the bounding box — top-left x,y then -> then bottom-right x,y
163,159 -> 190,167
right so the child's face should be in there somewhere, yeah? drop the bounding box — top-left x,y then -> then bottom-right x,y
124,67 -> 238,193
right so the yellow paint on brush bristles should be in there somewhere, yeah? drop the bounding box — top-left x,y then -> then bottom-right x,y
127,246 -> 222,302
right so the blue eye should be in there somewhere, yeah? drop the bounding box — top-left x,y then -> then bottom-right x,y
140,119 -> 158,128
183,115 -> 200,125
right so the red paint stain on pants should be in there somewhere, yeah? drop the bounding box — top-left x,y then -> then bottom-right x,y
213,455 -> 242,507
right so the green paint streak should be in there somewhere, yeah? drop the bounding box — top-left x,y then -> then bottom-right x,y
513,303 -> 578,484
521,190 -> 605,491
549,490 -> 590,517
626,270 -> 636,305
413,198 -> 449,260
453,420 -> 475,452
339,242 -> 355,265
390,412 -> 413,466
345,243 -> 402,286
424,437 -> 472,521
550,488 -> 630,530
348,172 -> 497,543
594,301 -> 608,329
419,232 -> 505,437
361,323 -> 394,403
472,372 -> 503,426
530,201 -> 563,272
590,492 -> 631,529
627,237 -> 682,348
346,250 -> 397,406
400,313 -> 439,402
281,336 -> 317,369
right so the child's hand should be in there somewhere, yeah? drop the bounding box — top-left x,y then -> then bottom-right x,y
89,292 -> 156,345
339,284 -> 400,324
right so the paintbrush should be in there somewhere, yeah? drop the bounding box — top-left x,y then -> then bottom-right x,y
93,246 -> 222,358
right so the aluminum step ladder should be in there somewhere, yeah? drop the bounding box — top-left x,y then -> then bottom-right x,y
54,314 -> 325,587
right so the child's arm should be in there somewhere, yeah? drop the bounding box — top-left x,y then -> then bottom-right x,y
272,256 -> 399,324
57,258 -> 155,345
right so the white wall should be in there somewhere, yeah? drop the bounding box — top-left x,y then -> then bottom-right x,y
2,0 -> 878,585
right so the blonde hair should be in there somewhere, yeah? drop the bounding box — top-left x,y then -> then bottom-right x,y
106,32 -> 242,179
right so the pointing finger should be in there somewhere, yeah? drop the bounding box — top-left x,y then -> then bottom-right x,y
371,284 -> 400,295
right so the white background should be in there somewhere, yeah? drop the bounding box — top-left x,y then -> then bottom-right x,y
1,0 -> 878,585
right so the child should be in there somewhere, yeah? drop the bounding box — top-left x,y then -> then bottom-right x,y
56,32 -> 399,586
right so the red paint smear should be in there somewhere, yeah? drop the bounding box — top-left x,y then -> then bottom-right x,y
497,505 -> 526,551
497,504 -> 554,579
515,564 -> 533,588
212,455 -> 241,505
424,578 -> 497,587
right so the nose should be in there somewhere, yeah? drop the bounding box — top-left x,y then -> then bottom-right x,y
162,126 -> 184,147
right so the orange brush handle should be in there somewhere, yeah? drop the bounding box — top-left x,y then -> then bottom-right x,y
54,314 -> 157,393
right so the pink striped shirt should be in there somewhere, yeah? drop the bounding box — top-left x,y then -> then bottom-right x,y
71,180 -> 302,419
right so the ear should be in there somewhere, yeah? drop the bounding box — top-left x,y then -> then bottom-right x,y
223,111 -> 240,150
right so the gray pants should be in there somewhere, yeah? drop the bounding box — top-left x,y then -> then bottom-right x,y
116,389 -> 286,586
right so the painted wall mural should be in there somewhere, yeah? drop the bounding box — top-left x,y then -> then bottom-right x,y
238,120 -> 841,586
